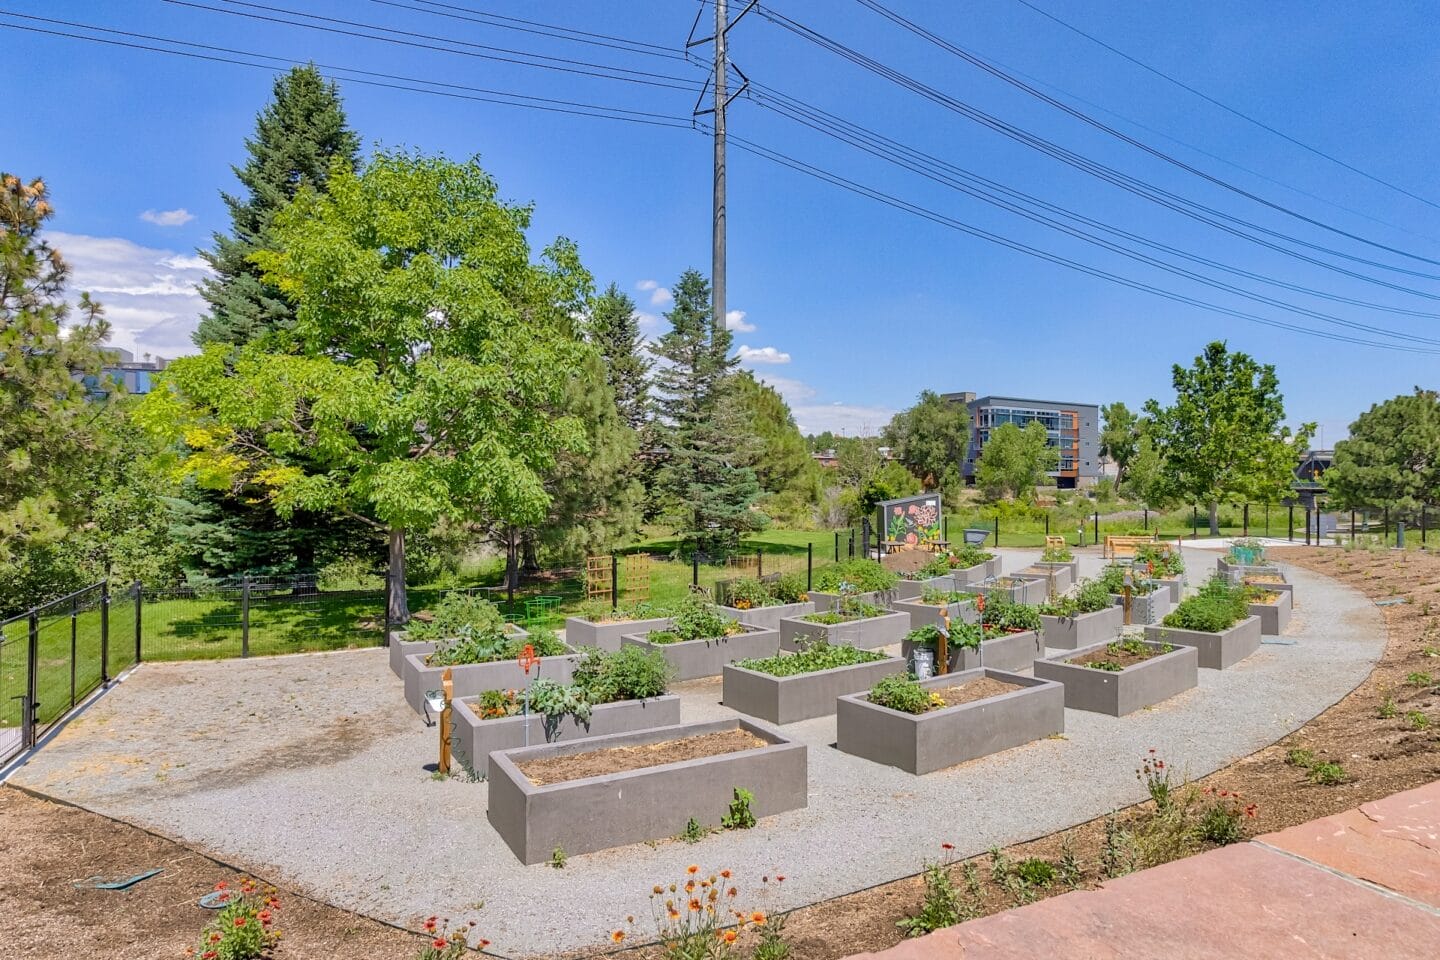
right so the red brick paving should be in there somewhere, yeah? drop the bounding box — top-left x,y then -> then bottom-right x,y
850,780 -> 1440,960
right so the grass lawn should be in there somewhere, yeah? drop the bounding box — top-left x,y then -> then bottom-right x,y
1,600 -> 135,738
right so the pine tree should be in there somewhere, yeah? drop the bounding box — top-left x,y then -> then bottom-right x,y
193,64 -> 359,347
650,270 -> 766,556
588,283 -> 652,430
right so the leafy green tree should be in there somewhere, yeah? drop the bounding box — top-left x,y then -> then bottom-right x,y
834,436 -> 883,488
141,150 -> 591,623
650,270 -> 766,555
807,430 -> 838,453
1099,401 -> 1141,484
194,64 -> 359,347
1122,433 -> 1172,509
1144,341 -> 1313,535
883,390 -> 969,488
1326,389 -> 1440,514
843,460 -> 922,524
0,173 -> 115,609
734,371 -> 821,525
587,283 -> 652,431
975,421 -> 1059,501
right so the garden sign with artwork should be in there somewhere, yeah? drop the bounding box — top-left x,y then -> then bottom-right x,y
878,494 -> 942,550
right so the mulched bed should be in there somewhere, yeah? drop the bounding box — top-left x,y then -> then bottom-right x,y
933,676 -> 1023,707
519,729 -> 767,785
1069,643 -> 1160,669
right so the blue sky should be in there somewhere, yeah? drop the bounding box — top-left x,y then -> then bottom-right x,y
6,1 -> 1438,440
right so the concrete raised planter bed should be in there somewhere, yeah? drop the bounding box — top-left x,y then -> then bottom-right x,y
1039,605 -> 1123,650
953,630 -> 1044,674
1035,640 -> 1198,716
717,601 -> 814,631
1109,589 -> 1172,625
388,623 -> 527,677
894,576 -> 956,600
973,577 -> 1049,606
1218,558 -> 1281,579
778,610 -> 910,652
620,626 -> 780,681
562,616 -> 672,653
836,668 -> 1064,774
1242,575 -> 1292,595
453,694 -> 682,779
1246,591 -> 1292,635
402,649 -> 579,717
807,588 -> 897,611
487,718 -> 807,864
891,597 -> 979,631
949,559 -> 998,586
1147,615 -> 1263,668
722,655 -> 905,724
1153,577 -> 1184,604
1023,562 -> 1075,594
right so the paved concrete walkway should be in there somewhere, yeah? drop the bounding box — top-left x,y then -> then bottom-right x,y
7,548 -> 1386,955
850,778 -> 1440,959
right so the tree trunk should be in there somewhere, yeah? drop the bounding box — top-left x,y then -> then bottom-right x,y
504,527 -> 520,593
386,526 -> 409,625
521,535 -> 540,574
1208,502 -> 1220,537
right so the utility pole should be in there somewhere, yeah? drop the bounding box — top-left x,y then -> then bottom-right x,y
713,0 -> 727,339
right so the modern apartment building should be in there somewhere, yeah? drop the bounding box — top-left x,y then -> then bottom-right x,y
81,348 -> 169,398
942,392 -> 1102,490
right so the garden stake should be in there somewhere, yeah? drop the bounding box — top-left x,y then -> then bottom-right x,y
438,668 -> 454,776
936,606 -> 950,677
518,643 -> 538,747
1122,568 -> 1133,626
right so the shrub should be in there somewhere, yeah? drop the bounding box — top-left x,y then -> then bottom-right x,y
1163,577 -> 1247,633
725,577 -> 772,610
405,592 -> 506,642
812,558 -> 899,594
868,673 -> 933,714
736,641 -> 888,677
1096,564 -> 1157,596
1134,544 -> 1183,578
897,847 -> 969,938
1012,858 -> 1055,887
771,572 -> 810,604
983,598 -> 1041,633
1074,578 -> 1114,613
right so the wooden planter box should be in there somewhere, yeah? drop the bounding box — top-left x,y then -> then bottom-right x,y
487,718 -> 807,864
453,694 -> 682,779
722,655 -> 905,724
891,597 -> 979,631
893,576 -> 957,600
388,623 -> 526,678
778,611 -> 910,652
1033,640 -> 1198,716
836,669 -> 1064,774
620,626 -> 780,681
1110,590 -> 1172,625
1039,606 -> 1124,650
717,601 -> 814,631
953,630 -> 1044,674
1023,563 -> 1075,594
1147,615 -> 1263,669
1246,590 -> 1292,635
562,616 -> 672,653
402,648 -> 579,717
973,577 -> 1049,606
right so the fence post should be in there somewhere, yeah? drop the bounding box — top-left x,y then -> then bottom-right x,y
134,582 -> 143,664
1351,510 -> 1356,541
1288,505 -> 1294,542
943,517 -> 949,544
1192,505 -> 1198,540
993,517 -> 999,547
1424,505 -> 1429,546
1384,506 -> 1389,537
1242,504 -> 1249,537
70,594 -> 78,711
611,555 -> 619,610
100,581 -> 110,685
1045,514 -> 1050,537
24,610 -> 39,750
241,575 -> 251,658
757,548 -> 763,578
1142,508 -> 1148,531
834,531 -> 839,563
861,519 -> 871,558
1265,503 -> 1270,538
807,543 -> 813,591
692,552 -> 699,588
1304,506 -> 1312,546
1093,511 -> 1099,546
848,529 -> 854,559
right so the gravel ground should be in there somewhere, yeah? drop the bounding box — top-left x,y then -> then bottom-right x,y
10,547 -> 1383,958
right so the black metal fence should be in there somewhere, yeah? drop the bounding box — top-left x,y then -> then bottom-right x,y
1,582 -> 136,766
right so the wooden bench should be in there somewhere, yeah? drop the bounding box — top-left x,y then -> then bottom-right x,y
1103,534 -> 1158,559
1045,536 -> 1067,550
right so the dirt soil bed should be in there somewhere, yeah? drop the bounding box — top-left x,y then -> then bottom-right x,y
519,729 -> 767,785
882,551 -> 936,576
577,547 -> 1440,960
1069,643 -> 1161,670
933,676 -> 1023,707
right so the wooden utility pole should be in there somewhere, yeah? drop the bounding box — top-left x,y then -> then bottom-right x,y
713,0 -> 727,339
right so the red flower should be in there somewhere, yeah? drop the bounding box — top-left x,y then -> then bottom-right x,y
214,881 -> 229,891
202,953 -> 217,960
433,938 -> 447,949
941,842 -> 954,850
233,917 -> 247,928
424,919 -> 437,932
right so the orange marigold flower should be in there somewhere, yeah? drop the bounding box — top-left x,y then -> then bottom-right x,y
722,929 -> 738,944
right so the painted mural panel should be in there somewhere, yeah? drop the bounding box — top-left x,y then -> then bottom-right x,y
878,494 -> 942,548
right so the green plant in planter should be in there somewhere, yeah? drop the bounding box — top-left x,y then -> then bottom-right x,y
982,597 -> 1041,633
802,596 -> 883,624
949,622 -> 984,652
920,585 -> 973,606
812,559 -> 899,594
867,673 -> 936,714
528,677 -> 593,739
916,553 -> 955,579
1135,544 -> 1184,578
771,572 -> 810,604
726,577 -> 774,611
405,592 -> 507,642
1040,544 -> 1073,563
946,545 -> 993,569
1039,581 -> 1110,618
736,641 -> 888,677
428,626 -> 566,667
576,598 -> 674,623
570,646 -> 671,703
1163,576 -> 1247,633
654,593 -> 743,643
1097,564 -> 1157,597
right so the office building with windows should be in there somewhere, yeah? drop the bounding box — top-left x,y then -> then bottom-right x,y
942,392 -> 1102,490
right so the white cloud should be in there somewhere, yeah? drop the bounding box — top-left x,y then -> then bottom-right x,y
635,279 -> 672,306
753,373 -> 815,403
736,344 -> 791,365
725,309 -> 755,333
139,208 -> 195,227
790,402 -> 897,437
52,231 -> 210,358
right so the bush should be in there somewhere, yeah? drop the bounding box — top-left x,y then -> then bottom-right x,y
1163,577 -> 1247,633
570,645 -> 671,703
868,673 -> 932,714
405,592 -> 506,642
1040,544 -> 1073,563
983,598 -> 1041,633
1096,564 -> 1157,596
1134,544 -> 1183,578
812,558 -> 899,594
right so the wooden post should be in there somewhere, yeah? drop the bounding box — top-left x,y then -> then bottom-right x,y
937,606 -> 950,677
1122,569 -> 1133,626
438,668 -> 454,776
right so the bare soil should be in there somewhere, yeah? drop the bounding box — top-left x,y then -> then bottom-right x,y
1068,642 -> 1160,669
519,729 -> 767,786
934,677 -> 1023,707
1243,573 -> 1287,584
882,551 -> 935,576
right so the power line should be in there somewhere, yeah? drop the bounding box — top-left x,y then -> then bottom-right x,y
718,129 -> 1440,355
0,15 -> 694,129
1008,0 -> 1440,212
758,6 -> 1440,284
159,0 -> 701,92
848,0 -> 1440,270
366,0 -> 684,59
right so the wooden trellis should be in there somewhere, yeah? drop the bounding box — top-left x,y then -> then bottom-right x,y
585,554 -> 652,604
726,554 -> 759,574
621,554 -> 651,602
584,555 -> 612,603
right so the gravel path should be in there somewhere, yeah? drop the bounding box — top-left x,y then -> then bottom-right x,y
10,547 -> 1383,958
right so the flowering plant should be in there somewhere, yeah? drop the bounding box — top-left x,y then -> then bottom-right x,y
618,866 -> 788,959
185,878 -> 279,960
415,917 -> 488,959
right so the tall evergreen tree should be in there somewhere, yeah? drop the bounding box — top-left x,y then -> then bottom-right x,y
588,282 -> 652,430
650,270 -> 766,555
193,64 -> 359,347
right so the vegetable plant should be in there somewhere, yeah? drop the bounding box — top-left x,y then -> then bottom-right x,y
736,641 -> 888,677
405,592 -> 507,642
812,559 -> 899,593
428,626 -> 566,667
867,673 -> 940,714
